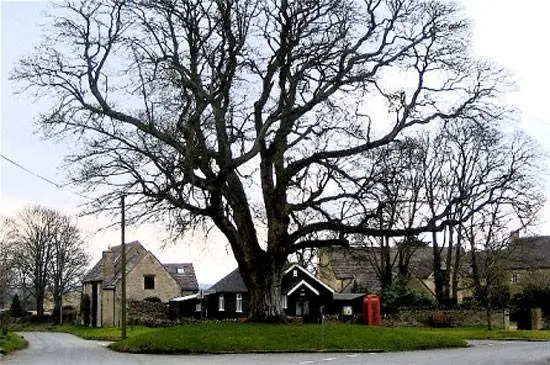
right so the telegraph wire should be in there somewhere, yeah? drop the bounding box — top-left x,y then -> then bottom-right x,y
0,152 -> 93,201
522,111 -> 550,128
1,153 -> 62,188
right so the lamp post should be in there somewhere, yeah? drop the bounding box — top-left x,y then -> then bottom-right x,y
121,194 -> 127,339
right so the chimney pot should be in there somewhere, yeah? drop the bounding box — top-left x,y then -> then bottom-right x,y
103,250 -> 114,282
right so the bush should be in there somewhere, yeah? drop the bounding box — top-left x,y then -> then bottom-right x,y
9,295 -> 25,318
52,305 -> 77,324
0,311 -> 9,336
80,294 -> 91,326
511,286 -> 550,315
381,279 -> 435,314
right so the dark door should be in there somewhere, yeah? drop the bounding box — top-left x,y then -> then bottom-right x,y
296,300 -> 309,316
91,283 -> 98,327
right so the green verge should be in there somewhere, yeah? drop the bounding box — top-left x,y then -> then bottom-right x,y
56,325 -> 155,341
11,323 -> 550,354
0,333 -> 28,354
9,323 -> 155,341
109,323 -> 466,354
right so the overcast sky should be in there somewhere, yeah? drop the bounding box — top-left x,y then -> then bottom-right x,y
2,0 -> 550,284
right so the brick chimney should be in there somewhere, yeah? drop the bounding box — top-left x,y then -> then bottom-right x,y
102,250 -> 114,282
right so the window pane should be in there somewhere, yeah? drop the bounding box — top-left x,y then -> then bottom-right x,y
236,293 -> 243,312
218,294 -> 224,311
144,275 -> 155,290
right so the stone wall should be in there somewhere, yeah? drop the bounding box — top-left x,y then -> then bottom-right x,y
122,252 -> 181,302
384,308 -> 506,328
102,289 -> 115,327
127,299 -> 175,327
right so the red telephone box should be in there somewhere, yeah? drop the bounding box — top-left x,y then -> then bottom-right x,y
363,294 -> 381,325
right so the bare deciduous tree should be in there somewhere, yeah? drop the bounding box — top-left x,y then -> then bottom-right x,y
14,0 -> 514,321
0,218 -> 15,309
9,206 -> 88,318
49,216 -> 89,324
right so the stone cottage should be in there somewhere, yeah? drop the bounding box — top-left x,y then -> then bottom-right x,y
82,240 -> 198,327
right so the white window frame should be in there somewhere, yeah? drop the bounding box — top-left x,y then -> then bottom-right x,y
176,267 -> 185,274
236,293 -> 243,313
511,272 -> 519,284
293,269 -> 298,277
195,302 -> 202,312
281,294 -> 287,309
218,294 -> 225,311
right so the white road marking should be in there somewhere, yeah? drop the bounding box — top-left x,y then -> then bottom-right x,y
323,358 -> 336,361
299,361 -> 314,365
346,354 -> 359,357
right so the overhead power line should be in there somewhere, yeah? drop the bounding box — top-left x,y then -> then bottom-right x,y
0,152 -> 93,201
1,153 -> 62,188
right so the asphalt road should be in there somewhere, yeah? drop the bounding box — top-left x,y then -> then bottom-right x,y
2,332 -> 550,365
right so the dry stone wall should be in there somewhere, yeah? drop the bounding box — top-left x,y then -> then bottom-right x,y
127,299 -> 174,327
384,308 -> 506,328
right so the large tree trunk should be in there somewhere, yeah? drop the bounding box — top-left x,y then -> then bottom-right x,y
240,258 -> 286,322
36,290 -> 45,318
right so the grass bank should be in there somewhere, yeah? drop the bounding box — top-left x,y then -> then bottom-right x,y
109,323 -> 466,354
0,332 -> 28,354
11,323 -> 550,354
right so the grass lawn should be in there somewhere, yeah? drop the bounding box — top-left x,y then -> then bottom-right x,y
11,322 -> 550,354
109,323 -> 467,354
0,332 -> 28,354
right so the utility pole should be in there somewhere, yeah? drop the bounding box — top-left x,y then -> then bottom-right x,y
121,194 -> 127,340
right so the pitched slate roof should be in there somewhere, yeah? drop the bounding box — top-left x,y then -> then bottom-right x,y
323,247 -> 382,292
163,263 -> 199,291
82,241 -> 198,292
507,236 -> 550,269
207,264 -> 333,294
284,263 -> 334,293
207,268 -> 248,293
83,241 -> 144,283
323,246 -> 440,293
